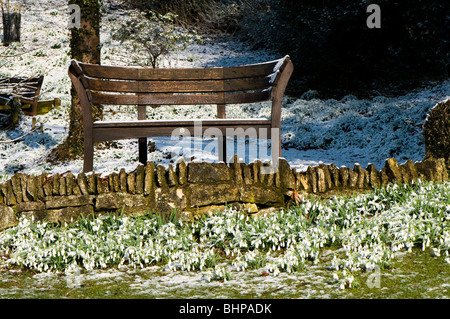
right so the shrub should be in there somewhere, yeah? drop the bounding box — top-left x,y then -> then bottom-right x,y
111,10 -> 199,68
236,0 -> 450,97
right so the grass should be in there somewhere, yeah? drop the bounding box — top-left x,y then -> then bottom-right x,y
0,179 -> 449,298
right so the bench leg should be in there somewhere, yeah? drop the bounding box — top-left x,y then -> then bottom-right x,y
138,137 -> 148,164
83,138 -> 94,173
218,135 -> 227,163
270,128 -> 281,168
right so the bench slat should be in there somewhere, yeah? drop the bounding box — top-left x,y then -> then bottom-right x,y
83,74 -> 275,94
79,59 -> 284,81
94,118 -> 271,127
89,90 -> 271,105
92,118 -> 272,142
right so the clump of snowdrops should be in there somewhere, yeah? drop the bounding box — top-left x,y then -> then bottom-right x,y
0,179 -> 449,289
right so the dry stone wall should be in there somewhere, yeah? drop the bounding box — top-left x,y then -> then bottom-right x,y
0,155 -> 448,230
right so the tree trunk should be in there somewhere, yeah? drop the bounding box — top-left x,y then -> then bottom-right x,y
2,12 -> 21,45
48,0 -> 102,163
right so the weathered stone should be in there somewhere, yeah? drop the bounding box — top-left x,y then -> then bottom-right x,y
229,155 -> 244,184
119,169 -> 127,192
66,172 -> 81,196
188,162 -> 232,184
59,175 -> 67,196
0,184 -> 4,205
98,175 -> 110,194
321,164 -> 333,190
306,166 -> 317,193
176,159 -> 187,185
52,173 -> 61,196
20,174 -> 32,202
64,173 -> 74,195
23,205 -> 94,225
155,188 -> 186,213
4,180 -> 17,206
295,171 -> 310,191
13,201 -> 46,213
399,162 -> 411,184
366,163 -> 381,188
260,161 -> 275,186
189,183 -> 239,207
45,195 -> 95,209
251,160 -> 262,184
401,159 -> 419,183
96,175 -> 110,194
354,164 -> 367,189
156,165 -> 168,188
36,175 -> 46,201
243,165 -> 253,185
384,158 -> 402,182
43,176 -> 53,197
276,158 -> 295,189
242,203 -> 259,213
240,185 -> 284,205
85,173 -> 96,194
231,202 -> 259,214
380,169 -> 389,186
77,173 -> 90,195
10,173 -> 23,203
275,164 -> 282,187
365,170 -> 370,187
127,172 -> 136,194
135,165 -> 145,194
111,173 -> 120,192
190,205 -> 227,216
26,175 -> 39,201
0,205 -> 18,231
168,164 -> 178,187
316,166 -> 327,193
108,174 -> 115,193
328,164 -> 340,189
95,193 -> 146,211
119,206 -> 152,216
416,158 -> 448,182
144,162 -> 155,195
339,166 -> 350,188
348,167 -> 358,188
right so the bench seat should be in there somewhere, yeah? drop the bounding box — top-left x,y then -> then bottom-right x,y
92,118 -> 272,142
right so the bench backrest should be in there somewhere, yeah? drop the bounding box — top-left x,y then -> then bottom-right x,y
68,56 -> 293,125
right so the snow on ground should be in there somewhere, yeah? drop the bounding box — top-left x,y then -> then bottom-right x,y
1,1 -> 449,182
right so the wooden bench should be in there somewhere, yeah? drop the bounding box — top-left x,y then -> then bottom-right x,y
68,56 -> 293,173
0,76 -> 44,116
